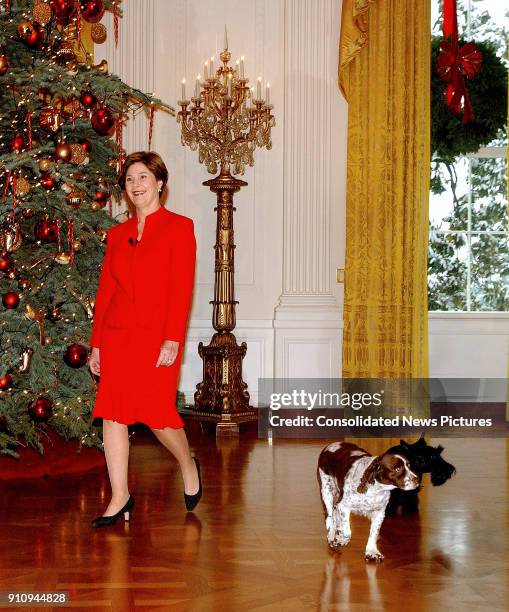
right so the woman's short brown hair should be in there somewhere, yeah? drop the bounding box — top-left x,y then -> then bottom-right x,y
118,151 -> 169,190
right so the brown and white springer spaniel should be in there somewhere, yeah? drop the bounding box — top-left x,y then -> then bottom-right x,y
317,441 -> 420,562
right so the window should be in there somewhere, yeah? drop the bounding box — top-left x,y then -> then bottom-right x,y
428,0 -> 508,311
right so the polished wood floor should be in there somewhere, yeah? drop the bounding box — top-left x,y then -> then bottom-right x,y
1,427 -> 507,611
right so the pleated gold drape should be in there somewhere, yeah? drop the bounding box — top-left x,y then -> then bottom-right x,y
340,0 -> 431,379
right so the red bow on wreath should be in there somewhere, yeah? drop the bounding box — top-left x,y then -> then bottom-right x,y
436,0 -> 483,124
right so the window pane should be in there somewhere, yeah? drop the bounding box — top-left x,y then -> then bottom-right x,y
429,231 -> 468,311
430,158 -> 469,231
470,234 -> 509,311
470,157 -> 508,231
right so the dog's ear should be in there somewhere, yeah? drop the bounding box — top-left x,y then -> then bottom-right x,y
357,457 -> 380,494
416,434 -> 427,446
436,445 -> 444,454
399,440 -> 410,449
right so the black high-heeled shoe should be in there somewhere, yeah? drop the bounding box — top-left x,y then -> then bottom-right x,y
91,494 -> 134,527
184,457 -> 202,512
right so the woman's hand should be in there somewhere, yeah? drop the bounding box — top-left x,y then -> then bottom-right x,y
88,347 -> 100,376
156,340 -> 179,367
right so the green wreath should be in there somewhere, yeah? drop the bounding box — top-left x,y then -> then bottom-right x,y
431,37 -> 507,160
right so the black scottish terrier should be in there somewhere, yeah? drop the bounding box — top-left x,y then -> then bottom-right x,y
385,436 -> 456,515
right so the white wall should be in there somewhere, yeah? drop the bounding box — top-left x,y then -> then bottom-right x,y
97,0 -> 346,404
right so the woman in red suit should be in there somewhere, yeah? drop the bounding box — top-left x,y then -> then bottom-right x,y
87,151 -> 202,526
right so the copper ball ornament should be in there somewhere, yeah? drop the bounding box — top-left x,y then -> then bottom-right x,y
63,343 -> 88,368
38,158 -> 53,173
33,2 -> 52,26
0,373 -> 13,391
0,55 -> 9,75
90,22 -> 107,44
2,291 -> 20,309
70,143 -> 87,164
14,177 -> 31,196
29,396 -> 53,422
80,0 -> 104,23
54,142 -> 73,163
91,106 -> 115,136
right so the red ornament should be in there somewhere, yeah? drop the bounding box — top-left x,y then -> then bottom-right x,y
80,138 -> 92,154
35,218 -> 58,242
91,106 -> 115,136
40,175 -> 57,190
0,373 -> 13,391
0,55 -> 9,75
0,252 -> 12,272
2,291 -> 20,309
29,396 -> 53,422
63,343 -> 88,368
17,19 -> 44,49
80,0 -> 104,23
9,134 -> 24,153
79,90 -> 97,108
50,0 -> 77,25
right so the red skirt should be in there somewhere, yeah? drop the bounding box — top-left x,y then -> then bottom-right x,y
91,324 -> 184,429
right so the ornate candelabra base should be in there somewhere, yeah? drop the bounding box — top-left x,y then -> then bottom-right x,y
184,332 -> 257,433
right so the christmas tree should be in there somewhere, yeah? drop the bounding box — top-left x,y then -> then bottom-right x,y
0,0 -> 171,458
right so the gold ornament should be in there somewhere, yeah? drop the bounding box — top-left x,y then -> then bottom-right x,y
0,216 -> 22,251
93,59 -> 108,74
66,62 -> 78,75
90,200 -> 104,211
24,303 -> 47,345
70,143 -> 87,164
14,177 -> 31,196
91,23 -> 107,44
44,336 -> 52,345
95,227 -> 107,241
72,239 -> 81,251
38,157 -> 52,173
17,19 -> 33,39
18,346 -> 34,373
54,252 -> 70,265
32,2 -> 52,26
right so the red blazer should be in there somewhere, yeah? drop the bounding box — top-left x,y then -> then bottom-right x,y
89,206 -> 196,349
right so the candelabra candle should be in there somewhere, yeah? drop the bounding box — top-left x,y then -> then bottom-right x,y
204,61 -> 208,80
177,43 -> 275,176
181,78 -> 186,101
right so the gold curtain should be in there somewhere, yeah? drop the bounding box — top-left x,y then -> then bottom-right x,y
339,0 -> 431,379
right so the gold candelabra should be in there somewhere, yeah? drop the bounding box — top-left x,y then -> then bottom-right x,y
177,31 -> 275,432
